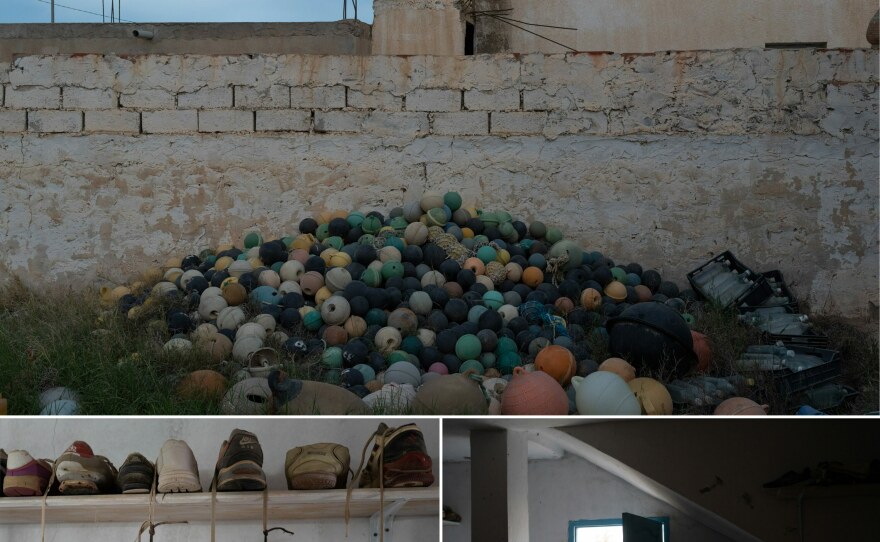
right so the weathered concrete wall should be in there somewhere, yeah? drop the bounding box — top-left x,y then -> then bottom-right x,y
0,49 -> 876,316
474,0 -> 878,53
372,0 -> 465,55
0,22 -> 372,61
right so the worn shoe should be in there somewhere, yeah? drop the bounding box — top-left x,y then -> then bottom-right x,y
285,443 -> 350,490
157,440 -> 201,493
3,450 -> 53,497
55,441 -> 119,495
117,453 -> 155,494
215,429 -> 266,492
356,423 -> 434,488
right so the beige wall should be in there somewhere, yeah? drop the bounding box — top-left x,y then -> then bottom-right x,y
475,0 -> 878,53
0,50 -> 877,317
372,0 -> 465,55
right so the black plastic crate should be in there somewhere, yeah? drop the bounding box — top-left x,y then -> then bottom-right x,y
739,270 -> 800,313
772,345 -> 841,395
767,329 -> 830,348
687,251 -> 773,309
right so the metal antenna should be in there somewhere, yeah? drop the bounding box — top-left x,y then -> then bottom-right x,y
343,0 -> 358,20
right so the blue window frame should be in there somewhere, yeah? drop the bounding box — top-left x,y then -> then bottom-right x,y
568,516 -> 670,542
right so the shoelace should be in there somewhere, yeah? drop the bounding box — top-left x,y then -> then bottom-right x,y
136,465 -> 187,541
344,425 -> 388,541
40,465 -> 55,542
262,487 -> 295,541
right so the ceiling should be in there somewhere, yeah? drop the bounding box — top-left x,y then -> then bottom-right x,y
442,419 -> 609,462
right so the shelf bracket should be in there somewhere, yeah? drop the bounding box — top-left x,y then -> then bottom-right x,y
368,498 -> 409,542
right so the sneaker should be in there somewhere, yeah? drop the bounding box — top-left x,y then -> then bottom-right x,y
3,450 -> 53,497
117,453 -> 155,494
215,429 -> 266,492
157,440 -> 201,493
285,443 -> 350,490
357,423 -> 434,489
55,441 -> 119,495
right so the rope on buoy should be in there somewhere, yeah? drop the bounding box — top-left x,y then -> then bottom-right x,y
544,252 -> 569,286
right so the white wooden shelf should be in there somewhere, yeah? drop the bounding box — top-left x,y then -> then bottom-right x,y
0,487 -> 438,524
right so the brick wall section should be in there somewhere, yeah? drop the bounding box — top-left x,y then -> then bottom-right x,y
0,50 -> 876,137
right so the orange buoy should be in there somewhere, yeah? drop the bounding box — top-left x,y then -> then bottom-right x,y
521,267 -> 544,287
598,357 -> 636,382
534,345 -> 577,386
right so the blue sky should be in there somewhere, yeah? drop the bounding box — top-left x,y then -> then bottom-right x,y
2,0 -> 373,24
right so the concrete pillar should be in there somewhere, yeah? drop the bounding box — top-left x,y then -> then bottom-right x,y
470,429 -> 530,542
372,0 -> 465,55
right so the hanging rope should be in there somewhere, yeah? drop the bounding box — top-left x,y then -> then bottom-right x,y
262,488 -> 295,541
40,468 -> 56,542
136,466 -> 188,541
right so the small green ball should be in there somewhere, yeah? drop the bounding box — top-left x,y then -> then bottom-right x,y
498,351 -> 522,375
381,261 -> 404,280
455,334 -> 482,361
315,223 -> 330,242
365,308 -> 387,326
347,212 -> 365,228
545,227 -> 563,244
495,337 -> 518,356
322,347 -> 343,369
361,268 -> 383,287
529,221 -> 547,239
325,236 -> 344,250
244,232 -> 262,249
482,291 -> 504,311
361,215 -> 382,234
303,311 -> 324,331
476,246 -> 497,265
443,191 -> 462,212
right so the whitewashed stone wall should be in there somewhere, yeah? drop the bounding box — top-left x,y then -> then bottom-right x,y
0,50 -> 876,316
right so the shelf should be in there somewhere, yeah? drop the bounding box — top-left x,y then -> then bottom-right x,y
766,484 -> 880,500
0,487 -> 438,524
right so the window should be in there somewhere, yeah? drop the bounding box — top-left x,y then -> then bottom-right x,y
568,516 -> 670,542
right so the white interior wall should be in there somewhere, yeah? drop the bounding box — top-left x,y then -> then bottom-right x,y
442,454 -> 733,542
0,417 -> 439,542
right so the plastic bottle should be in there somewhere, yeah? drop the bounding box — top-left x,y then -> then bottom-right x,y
783,354 -> 824,372
693,262 -> 727,289
745,344 -> 790,356
699,375 -> 738,395
666,380 -> 709,406
802,384 -> 852,410
735,353 -> 786,371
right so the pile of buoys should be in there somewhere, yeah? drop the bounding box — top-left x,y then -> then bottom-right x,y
105,191 -> 725,415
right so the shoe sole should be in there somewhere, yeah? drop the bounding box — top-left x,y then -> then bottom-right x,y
56,460 -> 109,483
121,486 -> 151,494
59,479 -> 99,495
288,472 -> 339,490
217,460 -> 266,492
157,469 -> 201,493
3,475 -> 46,496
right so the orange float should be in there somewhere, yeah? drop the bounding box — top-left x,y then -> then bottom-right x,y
534,345 -> 577,386
598,357 -> 637,382
521,267 -> 544,287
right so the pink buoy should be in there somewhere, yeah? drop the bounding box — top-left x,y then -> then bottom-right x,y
501,367 -> 568,415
